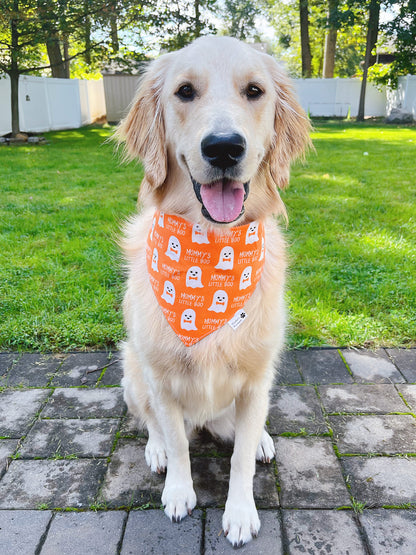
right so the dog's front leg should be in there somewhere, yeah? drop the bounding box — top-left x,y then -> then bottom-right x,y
223,382 -> 270,547
156,393 -> 197,522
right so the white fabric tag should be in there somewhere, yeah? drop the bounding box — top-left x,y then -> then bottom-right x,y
228,309 -> 247,331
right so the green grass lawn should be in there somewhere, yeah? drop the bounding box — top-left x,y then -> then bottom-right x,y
0,121 -> 415,351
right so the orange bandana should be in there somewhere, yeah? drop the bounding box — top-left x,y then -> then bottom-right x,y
146,211 -> 265,346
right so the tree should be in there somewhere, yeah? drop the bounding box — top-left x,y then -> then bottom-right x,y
268,0 -> 370,78
0,0 -> 149,136
323,0 -> 339,77
222,0 -> 259,40
267,0 -> 327,78
299,0 -> 313,77
357,0 -> 380,121
147,0 -> 217,51
37,0 -> 70,77
371,0 -> 416,87
0,1 -> 44,135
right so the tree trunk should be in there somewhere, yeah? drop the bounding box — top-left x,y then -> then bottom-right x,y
357,0 -> 380,121
110,14 -> 119,53
194,0 -> 201,37
84,15 -> 92,64
299,0 -> 313,78
323,0 -> 339,78
10,1 -> 20,136
323,28 -> 337,77
46,36 -> 67,78
63,35 -> 70,78
10,67 -> 20,137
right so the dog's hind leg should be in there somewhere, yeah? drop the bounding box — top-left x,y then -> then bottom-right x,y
121,342 -> 167,473
145,412 -> 168,474
205,403 -> 236,443
256,428 -> 275,463
205,404 -> 275,464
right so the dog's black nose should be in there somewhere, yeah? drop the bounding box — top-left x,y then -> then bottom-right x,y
201,132 -> 246,170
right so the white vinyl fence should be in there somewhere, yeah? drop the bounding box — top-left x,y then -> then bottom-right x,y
1,72 -> 415,136
0,74 -> 106,136
102,74 -> 391,123
102,74 -> 140,123
386,75 -> 416,119
295,78 -> 387,118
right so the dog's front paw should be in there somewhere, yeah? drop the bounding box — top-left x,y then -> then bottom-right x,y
256,428 -> 275,463
222,498 -> 260,547
162,482 -> 197,523
145,437 -> 167,473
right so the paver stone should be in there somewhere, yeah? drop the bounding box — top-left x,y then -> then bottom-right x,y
0,389 -> 50,437
268,386 -> 327,435
121,509 -> 202,554
0,510 -> 52,554
0,459 -> 106,509
343,349 -> 404,383
283,509 -> 365,554
275,437 -> 350,508
42,511 -> 126,555
319,384 -> 407,413
205,509 -> 283,554
342,457 -> 416,506
296,350 -> 352,384
360,509 -> 416,554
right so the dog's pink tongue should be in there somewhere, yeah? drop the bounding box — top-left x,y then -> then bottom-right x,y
200,180 -> 245,223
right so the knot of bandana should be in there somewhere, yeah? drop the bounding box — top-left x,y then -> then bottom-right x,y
146,211 -> 265,346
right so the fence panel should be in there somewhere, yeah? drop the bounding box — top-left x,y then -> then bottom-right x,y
102,74 -> 140,123
294,78 -> 386,118
0,76 -> 12,135
0,75 -> 106,135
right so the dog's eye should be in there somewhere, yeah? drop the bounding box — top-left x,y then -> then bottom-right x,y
246,84 -> 264,100
176,84 -> 196,101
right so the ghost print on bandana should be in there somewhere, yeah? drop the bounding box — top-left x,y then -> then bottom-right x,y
146,211 -> 265,347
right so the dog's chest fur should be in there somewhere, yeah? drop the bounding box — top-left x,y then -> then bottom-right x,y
123,210 -> 286,423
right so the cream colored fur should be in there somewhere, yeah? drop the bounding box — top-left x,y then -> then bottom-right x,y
117,36 -> 311,547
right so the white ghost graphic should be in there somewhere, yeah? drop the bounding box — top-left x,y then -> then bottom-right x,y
208,290 -> 228,313
192,223 -> 210,244
239,266 -> 252,290
165,235 -> 181,262
158,212 -> 165,227
151,248 -> 159,272
186,266 -> 203,288
259,236 -> 265,261
215,246 -> 234,270
181,309 -> 197,331
245,222 -> 259,244
150,216 -> 156,241
161,280 -> 175,305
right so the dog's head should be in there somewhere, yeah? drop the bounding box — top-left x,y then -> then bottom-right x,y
117,36 -> 311,225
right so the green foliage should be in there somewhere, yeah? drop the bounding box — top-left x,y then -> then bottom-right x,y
146,0 -> 218,52
0,0 -> 47,74
371,0 -> 416,87
267,0 -> 367,78
221,0 -> 260,41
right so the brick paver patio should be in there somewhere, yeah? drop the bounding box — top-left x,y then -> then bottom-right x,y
1,348 -> 416,553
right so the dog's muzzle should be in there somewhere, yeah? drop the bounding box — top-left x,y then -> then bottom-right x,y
191,131 -> 249,224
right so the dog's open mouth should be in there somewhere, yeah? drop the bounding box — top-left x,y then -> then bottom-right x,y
192,177 -> 249,224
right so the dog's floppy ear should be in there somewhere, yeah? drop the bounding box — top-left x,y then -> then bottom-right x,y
264,57 -> 312,190
116,54 -> 173,194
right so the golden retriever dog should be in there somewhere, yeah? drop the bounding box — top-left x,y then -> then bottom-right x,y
117,36 -> 310,547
